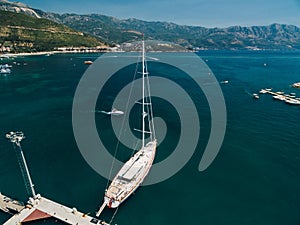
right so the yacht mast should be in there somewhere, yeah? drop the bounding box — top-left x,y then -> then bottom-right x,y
142,39 -> 146,148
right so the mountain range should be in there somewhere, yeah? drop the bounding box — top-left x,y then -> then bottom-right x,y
1,0 -> 300,50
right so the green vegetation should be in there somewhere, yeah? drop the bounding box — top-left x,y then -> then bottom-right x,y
0,10 -> 104,52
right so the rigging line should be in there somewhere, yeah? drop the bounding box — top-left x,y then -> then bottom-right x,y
145,60 -> 156,140
105,51 -> 142,189
145,80 -> 153,137
130,139 -> 141,158
13,143 -> 31,196
144,93 -> 152,140
142,39 -> 146,148
109,207 -> 119,224
142,43 -> 155,140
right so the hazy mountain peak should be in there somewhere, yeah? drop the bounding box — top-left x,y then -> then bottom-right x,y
0,0 -> 41,18
0,0 -> 28,7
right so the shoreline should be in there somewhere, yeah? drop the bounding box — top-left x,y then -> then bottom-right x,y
0,50 -> 108,58
2,49 -> 299,58
0,50 -> 190,58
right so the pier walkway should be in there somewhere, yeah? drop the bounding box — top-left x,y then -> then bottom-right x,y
2,132 -> 110,225
0,193 -> 25,214
3,195 -> 108,225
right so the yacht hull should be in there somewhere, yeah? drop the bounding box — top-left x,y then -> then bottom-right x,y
104,140 -> 157,208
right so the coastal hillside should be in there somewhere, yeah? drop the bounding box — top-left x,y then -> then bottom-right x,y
1,0 -> 300,50
0,10 -> 105,53
53,14 -> 300,50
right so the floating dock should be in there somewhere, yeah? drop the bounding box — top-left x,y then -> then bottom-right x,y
3,194 -> 108,225
259,88 -> 300,105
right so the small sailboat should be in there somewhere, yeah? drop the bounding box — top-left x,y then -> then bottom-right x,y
96,39 -> 157,217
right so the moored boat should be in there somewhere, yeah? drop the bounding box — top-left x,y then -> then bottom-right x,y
259,89 -> 267,94
292,82 -> 300,88
273,95 -> 285,101
285,99 -> 300,105
0,64 -> 12,74
97,39 -> 157,217
84,60 -> 93,65
253,93 -> 259,99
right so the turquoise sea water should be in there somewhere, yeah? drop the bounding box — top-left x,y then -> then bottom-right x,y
0,51 -> 300,225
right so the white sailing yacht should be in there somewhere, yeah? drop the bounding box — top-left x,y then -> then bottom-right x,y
97,39 -> 157,217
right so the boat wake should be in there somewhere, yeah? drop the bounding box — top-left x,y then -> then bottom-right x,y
97,110 -> 113,115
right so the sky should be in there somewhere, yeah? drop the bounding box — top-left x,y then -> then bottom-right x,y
19,0 -> 300,28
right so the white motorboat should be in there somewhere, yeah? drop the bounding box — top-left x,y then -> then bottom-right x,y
107,108 -> 124,116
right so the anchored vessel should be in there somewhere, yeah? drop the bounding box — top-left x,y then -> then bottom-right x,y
0,64 -> 12,74
97,40 -> 157,217
292,82 -> 300,89
84,60 -> 93,65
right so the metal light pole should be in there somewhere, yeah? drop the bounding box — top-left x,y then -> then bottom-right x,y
6,131 -> 37,198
